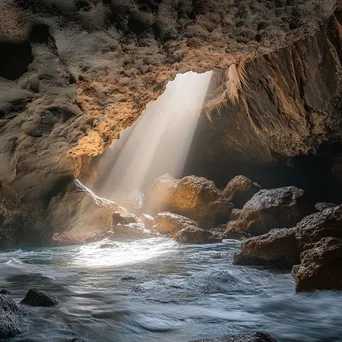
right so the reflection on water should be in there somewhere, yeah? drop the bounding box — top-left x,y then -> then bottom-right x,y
0,238 -> 342,342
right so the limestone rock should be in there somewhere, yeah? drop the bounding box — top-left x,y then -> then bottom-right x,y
190,332 -> 278,342
239,186 -> 313,235
223,175 -> 261,208
0,294 -> 28,339
225,220 -> 250,240
21,288 -> 60,307
233,228 -> 300,268
146,174 -> 232,226
140,213 -> 154,229
152,212 -> 199,237
292,237 -> 342,292
175,227 -> 222,244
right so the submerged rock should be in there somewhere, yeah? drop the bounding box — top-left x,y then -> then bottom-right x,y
292,237 -> 342,292
223,175 -> 262,208
190,331 -> 278,342
0,289 -> 11,295
153,212 -> 198,237
238,186 -> 313,235
175,227 -> 222,244
0,294 -> 28,339
99,243 -> 115,249
21,288 -> 60,307
145,174 -> 232,226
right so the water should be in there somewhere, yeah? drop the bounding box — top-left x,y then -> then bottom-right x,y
1,238 -> 342,342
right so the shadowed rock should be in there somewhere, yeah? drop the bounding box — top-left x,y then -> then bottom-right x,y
21,288 -> 60,307
238,186 -> 313,235
314,202 -> 337,212
293,237 -> 342,292
0,294 -> 28,339
223,175 -> 261,208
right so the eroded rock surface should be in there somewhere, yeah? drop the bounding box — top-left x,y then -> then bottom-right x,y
0,294 -> 28,339
292,237 -> 342,292
223,175 -> 261,208
238,186 -> 313,235
145,174 -> 232,226
21,288 -> 60,307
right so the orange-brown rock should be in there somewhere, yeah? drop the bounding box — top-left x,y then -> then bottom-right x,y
292,237 -> 342,292
223,175 -> 261,208
145,174 -> 232,226
152,212 -> 199,237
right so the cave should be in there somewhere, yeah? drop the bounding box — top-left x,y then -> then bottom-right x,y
1,0 -> 342,341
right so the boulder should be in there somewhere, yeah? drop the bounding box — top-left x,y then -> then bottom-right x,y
145,174 -> 232,226
223,175 -> 262,208
238,186 -> 313,235
21,288 -> 60,307
228,208 -> 241,221
314,202 -> 337,212
175,227 -> 222,244
292,237 -> 342,292
112,212 -> 153,239
190,332 -> 278,342
233,228 -> 300,268
0,294 -> 28,339
225,220 -> 250,240
152,212 -> 199,237
140,213 -> 154,228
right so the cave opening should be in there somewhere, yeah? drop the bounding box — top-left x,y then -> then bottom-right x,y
86,70 -> 342,208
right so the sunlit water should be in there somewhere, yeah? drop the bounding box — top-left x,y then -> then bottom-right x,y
1,238 -> 342,342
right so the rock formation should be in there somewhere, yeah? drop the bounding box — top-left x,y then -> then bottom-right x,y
0,0 -> 341,246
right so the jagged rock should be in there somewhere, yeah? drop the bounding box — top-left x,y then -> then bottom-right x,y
225,220 -> 250,240
223,175 -> 261,208
0,294 -> 28,339
140,213 -> 154,228
314,202 -> 338,212
228,208 -> 241,221
238,186 -> 313,235
233,228 -> 300,268
145,174 -> 232,226
292,237 -> 342,292
21,288 -> 60,307
0,289 -> 11,295
295,205 -> 342,246
190,332 -> 278,342
152,212 -> 199,237
175,227 -> 222,244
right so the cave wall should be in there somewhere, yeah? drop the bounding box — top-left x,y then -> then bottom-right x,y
0,0 -> 340,246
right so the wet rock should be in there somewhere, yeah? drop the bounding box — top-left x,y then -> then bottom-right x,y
0,294 -> 28,339
21,288 -> 60,307
314,202 -> 337,212
295,205 -> 342,246
140,213 -> 154,228
145,174 -> 232,226
112,212 -> 139,226
175,227 -> 222,244
225,220 -> 250,240
0,289 -> 11,295
223,175 -> 262,208
99,243 -> 115,249
293,237 -> 342,292
239,186 -> 313,235
233,228 -> 300,268
190,331 -> 278,342
152,212 -> 199,237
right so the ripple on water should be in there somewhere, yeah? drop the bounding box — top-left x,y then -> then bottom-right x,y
1,238 -> 342,342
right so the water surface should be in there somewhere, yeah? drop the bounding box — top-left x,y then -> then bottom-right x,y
1,238 -> 341,342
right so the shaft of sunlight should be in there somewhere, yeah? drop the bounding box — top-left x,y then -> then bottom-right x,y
100,71 -> 213,196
